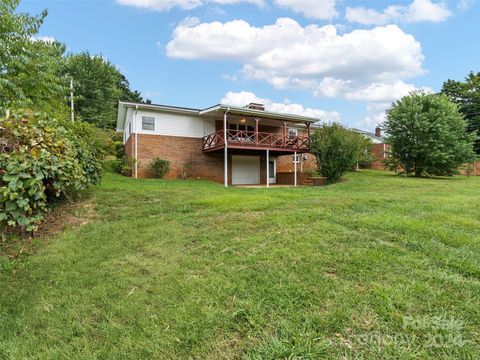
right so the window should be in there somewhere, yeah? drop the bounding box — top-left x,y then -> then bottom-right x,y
292,154 -> 300,163
288,128 -> 298,139
228,123 -> 255,141
142,116 -> 155,131
128,121 -> 132,135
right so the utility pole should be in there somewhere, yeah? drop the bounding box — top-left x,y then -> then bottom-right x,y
70,78 -> 74,121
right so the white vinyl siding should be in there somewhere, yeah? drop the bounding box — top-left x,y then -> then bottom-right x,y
132,110 -> 214,138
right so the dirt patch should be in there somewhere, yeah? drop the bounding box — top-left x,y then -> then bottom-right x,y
324,271 -> 338,278
34,198 -> 96,238
1,198 -> 96,262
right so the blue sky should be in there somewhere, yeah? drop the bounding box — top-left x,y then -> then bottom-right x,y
21,0 -> 480,130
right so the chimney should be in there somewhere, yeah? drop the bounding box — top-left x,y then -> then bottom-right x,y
375,127 -> 381,137
246,102 -> 265,111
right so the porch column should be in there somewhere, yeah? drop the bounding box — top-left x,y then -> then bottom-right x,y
266,149 -> 270,188
224,110 -> 229,187
306,122 -> 311,147
294,151 -> 297,187
254,117 -> 260,145
282,120 -> 287,147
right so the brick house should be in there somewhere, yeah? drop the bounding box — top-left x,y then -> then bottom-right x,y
116,101 -> 319,186
354,127 -> 390,170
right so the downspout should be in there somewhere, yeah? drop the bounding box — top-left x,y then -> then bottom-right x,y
134,105 -> 139,179
224,107 -> 230,187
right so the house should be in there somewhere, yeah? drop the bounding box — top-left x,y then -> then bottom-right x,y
354,127 -> 390,170
116,101 -> 319,186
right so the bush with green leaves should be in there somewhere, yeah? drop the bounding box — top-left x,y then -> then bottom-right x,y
149,158 -> 170,179
310,124 -> 366,184
0,111 -> 102,233
384,91 -> 477,177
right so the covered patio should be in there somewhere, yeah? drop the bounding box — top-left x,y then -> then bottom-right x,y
200,104 -> 318,187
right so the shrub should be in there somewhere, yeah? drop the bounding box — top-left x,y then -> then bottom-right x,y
108,159 -> 126,174
106,158 -> 136,176
149,158 -> 170,178
310,124 -> 366,183
0,110 -> 102,234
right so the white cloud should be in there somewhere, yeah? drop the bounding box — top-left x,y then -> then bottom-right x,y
355,103 -> 390,130
274,0 -> 338,20
314,79 -> 422,103
346,0 -> 452,25
31,36 -> 56,43
116,0 -> 263,11
221,91 -> 341,122
167,18 -> 425,101
355,85 -> 434,130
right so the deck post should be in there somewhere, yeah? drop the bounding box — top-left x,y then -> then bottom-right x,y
282,121 -> 287,147
224,109 -> 229,187
306,122 -> 311,147
294,151 -> 297,187
134,105 -> 138,179
255,117 -> 260,145
266,149 -> 269,188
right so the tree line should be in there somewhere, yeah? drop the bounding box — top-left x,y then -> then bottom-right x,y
0,0 -> 148,130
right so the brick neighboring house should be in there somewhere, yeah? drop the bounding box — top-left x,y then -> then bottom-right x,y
116,101 -> 319,186
354,127 -> 390,170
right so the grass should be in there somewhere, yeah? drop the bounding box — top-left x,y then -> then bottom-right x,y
1,170 -> 479,359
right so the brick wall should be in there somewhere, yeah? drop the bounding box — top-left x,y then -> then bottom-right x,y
276,172 -> 311,185
370,143 -> 390,170
125,133 -> 226,182
276,153 -> 317,173
459,161 -> 480,176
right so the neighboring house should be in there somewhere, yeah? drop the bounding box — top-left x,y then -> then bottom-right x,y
354,127 -> 390,170
116,101 -> 319,186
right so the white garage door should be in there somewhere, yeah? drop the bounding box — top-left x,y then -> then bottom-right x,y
232,156 -> 260,185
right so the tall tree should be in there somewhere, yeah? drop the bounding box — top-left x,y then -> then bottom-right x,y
441,72 -> 480,154
0,0 -> 68,116
65,52 -> 149,129
383,91 -> 476,177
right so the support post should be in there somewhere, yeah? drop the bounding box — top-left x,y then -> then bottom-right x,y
294,151 -> 297,187
224,109 -> 229,187
306,122 -> 311,146
255,117 -> 260,145
134,106 -> 138,179
266,149 -> 269,188
282,120 -> 287,147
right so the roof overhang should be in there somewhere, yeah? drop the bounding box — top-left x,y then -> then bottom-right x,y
116,101 -> 320,131
199,104 -> 318,124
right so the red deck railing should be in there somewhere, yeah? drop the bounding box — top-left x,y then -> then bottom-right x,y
202,129 -> 310,152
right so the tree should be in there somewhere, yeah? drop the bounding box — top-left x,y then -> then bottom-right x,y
65,52 -> 149,129
310,123 -> 366,183
441,72 -> 480,154
0,0 -> 68,116
383,91 -> 476,177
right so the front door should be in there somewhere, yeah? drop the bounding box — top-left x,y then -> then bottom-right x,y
269,158 -> 276,184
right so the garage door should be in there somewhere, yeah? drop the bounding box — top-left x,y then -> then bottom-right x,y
232,156 -> 260,185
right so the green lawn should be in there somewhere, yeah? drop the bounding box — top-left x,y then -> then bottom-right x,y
1,171 -> 479,359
